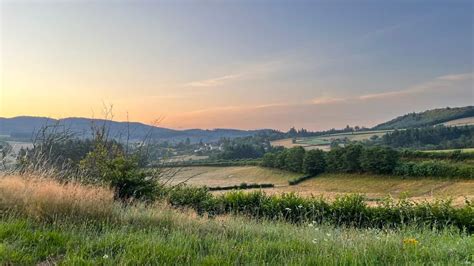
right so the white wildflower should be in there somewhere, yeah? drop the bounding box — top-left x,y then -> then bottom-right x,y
103,254 -> 109,259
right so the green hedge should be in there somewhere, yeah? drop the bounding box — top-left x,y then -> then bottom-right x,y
394,160 -> 474,179
207,183 -> 274,191
288,175 -> 314,185
400,150 -> 474,161
163,187 -> 474,232
161,159 -> 261,168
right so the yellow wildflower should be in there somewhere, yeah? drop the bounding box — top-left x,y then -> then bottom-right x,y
403,238 -> 419,246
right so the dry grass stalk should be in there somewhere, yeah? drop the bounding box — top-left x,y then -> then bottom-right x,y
0,175 -> 115,221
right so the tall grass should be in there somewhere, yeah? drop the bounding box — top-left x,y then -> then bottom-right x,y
1,175 -> 473,265
0,175 -> 115,222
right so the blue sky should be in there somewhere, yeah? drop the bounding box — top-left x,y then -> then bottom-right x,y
1,0 -> 473,130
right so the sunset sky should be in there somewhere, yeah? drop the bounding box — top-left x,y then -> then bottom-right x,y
1,0 -> 473,130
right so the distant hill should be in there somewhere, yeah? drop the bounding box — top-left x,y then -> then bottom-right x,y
0,116 -> 270,143
373,106 -> 474,130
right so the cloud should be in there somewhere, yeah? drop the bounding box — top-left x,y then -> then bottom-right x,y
163,72 -> 473,130
184,74 -> 243,88
182,60 -> 286,88
436,73 -> 474,81
311,96 -> 345,105
358,72 -> 473,101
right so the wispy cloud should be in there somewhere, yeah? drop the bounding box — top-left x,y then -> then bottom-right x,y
358,72 -> 473,101
164,72 -> 473,130
311,96 -> 345,105
184,74 -> 243,88
182,60 -> 285,88
436,73 -> 474,81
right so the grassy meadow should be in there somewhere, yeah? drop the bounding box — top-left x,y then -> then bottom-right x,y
1,175 -> 473,265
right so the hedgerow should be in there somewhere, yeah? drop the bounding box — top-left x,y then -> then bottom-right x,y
207,183 -> 274,191
162,186 -> 474,232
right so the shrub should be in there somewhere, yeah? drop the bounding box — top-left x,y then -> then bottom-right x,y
80,143 -> 159,201
360,146 -> 399,174
261,152 -> 277,168
285,146 -> 305,172
288,175 -> 314,185
302,149 -> 326,175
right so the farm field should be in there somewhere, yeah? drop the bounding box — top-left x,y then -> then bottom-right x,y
164,154 -> 209,162
270,130 -> 393,150
167,166 -> 299,187
168,166 -> 474,205
441,116 -> 474,127
422,147 -> 474,153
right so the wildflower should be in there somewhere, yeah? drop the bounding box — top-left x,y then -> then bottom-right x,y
308,223 -> 314,227
312,239 -> 317,244
326,233 -> 331,237
103,254 -> 109,259
284,207 -> 291,212
403,238 -> 419,246
298,205 -> 303,208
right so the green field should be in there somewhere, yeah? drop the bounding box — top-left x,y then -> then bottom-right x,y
1,176 -> 473,265
271,130 -> 393,150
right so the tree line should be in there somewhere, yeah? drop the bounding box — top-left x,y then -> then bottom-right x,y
376,125 -> 474,150
261,144 -> 474,179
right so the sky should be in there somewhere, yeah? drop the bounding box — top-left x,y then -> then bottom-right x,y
1,0 -> 473,131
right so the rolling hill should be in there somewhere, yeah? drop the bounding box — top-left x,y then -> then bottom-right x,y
0,116 -> 269,143
373,106 -> 474,130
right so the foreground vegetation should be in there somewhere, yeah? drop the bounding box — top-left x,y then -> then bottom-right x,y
1,176 -> 473,265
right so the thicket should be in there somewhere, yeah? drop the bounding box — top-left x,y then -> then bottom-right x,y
261,144 -> 474,179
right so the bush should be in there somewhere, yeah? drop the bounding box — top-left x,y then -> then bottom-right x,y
360,146 -> 399,174
285,146 -> 305,172
80,142 -> 159,201
288,175 -> 314,185
302,149 -> 326,175
261,153 -> 277,168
